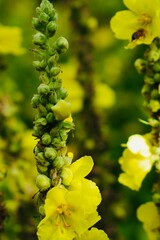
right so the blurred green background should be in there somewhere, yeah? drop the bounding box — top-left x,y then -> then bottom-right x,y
0,0 -> 154,239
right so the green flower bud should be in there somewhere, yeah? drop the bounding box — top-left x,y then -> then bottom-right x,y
37,164 -> 48,173
46,112 -> 55,123
50,126 -> 59,137
60,167 -> 73,186
33,145 -> 41,155
41,133 -> 52,145
48,92 -> 57,104
134,58 -> 146,74
46,21 -> 57,37
34,117 -> 47,126
31,94 -> 40,108
33,125 -> 44,137
59,121 -> 74,131
32,17 -> 45,32
151,89 -> 159,99
39,204 -> 45,216
144,76 -> 154,85
44,147 -> 57,160
40,0 -> 56,18
51,99 -> 71,120
59,87 -> 68,99
53,156 -> 65,169
33,32 -> 47,48
51,138 -> 66,148
149,100 -> 160,112
36,174 -> 51,191
63,156 -> 72,166
33,60 -> 46,71
39,95 -> 48,105
154,73 -> 160,83
52,78 -> 62,89
39,12 -> 49,25
38,104 -> 48,117
50,66 -> 61,76
55,37 -> 69,54
152,193 -> 160,204
59,130 -> 68,141
36,152 -> 50,166
148,118 -> 159,127
147,50 -> 159,62
152,62 -> 160,72
38,83 -> 50,95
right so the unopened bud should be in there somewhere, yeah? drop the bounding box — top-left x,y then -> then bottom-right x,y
36,174 -> 51,191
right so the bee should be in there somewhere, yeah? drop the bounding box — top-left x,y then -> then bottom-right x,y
131,28 -> 146,41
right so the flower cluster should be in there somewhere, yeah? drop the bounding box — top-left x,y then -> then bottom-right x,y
110,0 -> 160,48
118,134 -> 155,191
32,1 -> 109,239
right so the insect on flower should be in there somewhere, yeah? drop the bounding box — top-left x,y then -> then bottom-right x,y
131,28 -> 146,41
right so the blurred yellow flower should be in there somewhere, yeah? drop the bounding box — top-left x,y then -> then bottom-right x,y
74,227 -> 110,240
0,25 -> 25,55
110,0 -> 160,48
93,82 -> 116,110
137,202 -> 160,240
118,134 -> 154,191
60,60 -> 84,113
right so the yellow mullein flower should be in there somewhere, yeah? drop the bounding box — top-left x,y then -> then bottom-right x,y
74,227 -> 110,240
118,134 -> 154,191
37,186 -> 95,240
68,156 -> 101,215
110,0 -> 160,48
137,202 -> 160,240
0,25 -> 25,55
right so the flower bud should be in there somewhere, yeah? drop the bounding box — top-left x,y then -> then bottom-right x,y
147,50 -> 159,62
36,174 -> 51,191
33,60 -> 46,71
46,21 -> 57,37
44,147 -> 57,160
38,104 -> 48,117
39,204 -> 45,216
134,58 -> 146,74
151,89 -> 159,99
33,125 -> 44,137
51,99 -> 71,120
63,156 -> 72,166
55,37 -> 69,54
53,156 -> 65,169
59,87 -> 68,99
36,152 -> 50,166
50,66 -> 61,76
154,73 -> 160,83
149,100 -> 160,112
59,130 -> 68,141
52,138 -> 66,148
60,167 -> 73,186
34,117 -> 47,126
50,126 -> 59,137
38,83 -> 50,95
31,94 -> 40,108
32,17 -> 45,33
37,164 -> 48,173
39,12 -> 49,25
33,32 -> 47,48
46,112 -> 54,123
41,133 -> 52,145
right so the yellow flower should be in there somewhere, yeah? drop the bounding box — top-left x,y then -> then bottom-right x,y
0,25 -> 25,55
118,134 -> 154,191
37,156 -> 102,240
93,83 -> 116,110
74,227 -> 110,240
37,186 -> 98,240
137,202 -> 160,240
68,156 -> 102,216
110,0 -> 160,48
